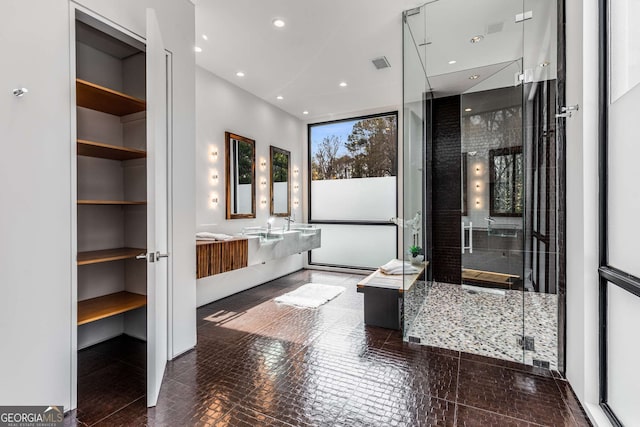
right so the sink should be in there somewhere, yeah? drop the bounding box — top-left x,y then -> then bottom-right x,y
242,227 -> 284,245
289,224 -> 319,236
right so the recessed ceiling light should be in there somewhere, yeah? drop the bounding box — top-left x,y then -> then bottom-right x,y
303,111 -> 309,115
465,108 -> 473,112
470,35 -> 484,43
202,34 -> 208,41
339,82 -> 348,87
276,95 -> 284,100
448,60 -> 457,65
236,71 -> 245,77
469,74 -> 479,80
194,46 -> 202,53
272,18 -> 285,28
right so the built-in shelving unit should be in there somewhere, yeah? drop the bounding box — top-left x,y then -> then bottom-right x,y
76,79 -> 146,116
78,139 -> 146,161
77,291 -> 147,325
75,16 -> 148,356
77,247 -> 146,266
77,200 -> 146,205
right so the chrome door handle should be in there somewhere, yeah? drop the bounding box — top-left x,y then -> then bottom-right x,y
136,252 -> 155,262
156,252 -> 169,259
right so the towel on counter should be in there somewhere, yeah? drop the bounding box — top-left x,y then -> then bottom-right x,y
379,259 -> 419,275
196,232 -> 234,241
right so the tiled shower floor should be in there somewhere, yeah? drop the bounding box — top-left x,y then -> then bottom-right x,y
406,281 -> 558,370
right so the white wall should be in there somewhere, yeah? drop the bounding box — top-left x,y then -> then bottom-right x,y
195,67 -> 305,306
565,0 -> 610,425
0,0 -> 73,410
0,0 -> 195,411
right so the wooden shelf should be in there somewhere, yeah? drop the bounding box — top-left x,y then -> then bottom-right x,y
78,247 -> 146,265
77,139 -> 146,161
78,291 -> 147,325
78,200 -> 147,205
76,79 -> 146,116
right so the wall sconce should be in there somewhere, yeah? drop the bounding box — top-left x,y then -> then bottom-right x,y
293,199 -> 299,207
294,183 -> 299,191
210,148 -> 218,161
475,199 -> 480,207
210,193 -> 219,208
475,165 -> 481,174
293,167 -> 299,175
260,159 -> 267,168
261,198 -> 268,206
260,178 -> 267,186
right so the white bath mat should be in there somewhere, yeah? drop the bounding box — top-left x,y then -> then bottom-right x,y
274,283 -> 345,308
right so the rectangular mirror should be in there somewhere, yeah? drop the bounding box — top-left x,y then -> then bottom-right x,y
270,145 -> 290,217
225,132 -> 255,219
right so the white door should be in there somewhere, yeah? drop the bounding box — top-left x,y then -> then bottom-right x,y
146,8 -> 169,407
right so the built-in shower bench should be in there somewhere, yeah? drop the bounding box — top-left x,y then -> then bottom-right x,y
357,262 -> 427,330
462,268 -> 519,289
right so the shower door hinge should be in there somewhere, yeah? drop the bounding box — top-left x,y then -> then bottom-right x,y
556,104 -> 579,118
518,335 -> 535,351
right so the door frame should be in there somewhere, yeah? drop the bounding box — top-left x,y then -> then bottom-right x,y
596,0 -> 640,425
68,3 -> 174,410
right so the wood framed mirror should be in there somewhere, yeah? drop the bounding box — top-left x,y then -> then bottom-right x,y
225,132 -> 256,219
270,145 -> 291,217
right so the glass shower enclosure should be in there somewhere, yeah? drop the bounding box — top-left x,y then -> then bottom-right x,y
402,0 -> 561,371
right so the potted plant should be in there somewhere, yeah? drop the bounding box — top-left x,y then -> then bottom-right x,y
409,245 -> 424,265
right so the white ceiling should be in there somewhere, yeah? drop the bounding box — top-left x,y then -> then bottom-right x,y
194,0 -> 557,121
194,0 -> 421,121
405,0 -> 557,101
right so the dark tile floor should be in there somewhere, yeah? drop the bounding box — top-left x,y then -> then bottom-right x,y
67,269 -> 592,426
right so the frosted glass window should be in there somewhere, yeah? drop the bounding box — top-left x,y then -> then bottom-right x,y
311,177 -> 396,221
310,225 -> 396,269
608,79 -> 640,277
610,0 -> 640,102
607,284 -> 640,425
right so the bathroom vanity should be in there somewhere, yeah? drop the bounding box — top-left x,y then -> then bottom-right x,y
196,225 -> 321,279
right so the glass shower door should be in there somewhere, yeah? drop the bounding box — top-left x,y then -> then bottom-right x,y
401,6 -> 429,335
402,0 -> 561,371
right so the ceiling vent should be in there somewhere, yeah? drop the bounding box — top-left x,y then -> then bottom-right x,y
372,56 -> 391,70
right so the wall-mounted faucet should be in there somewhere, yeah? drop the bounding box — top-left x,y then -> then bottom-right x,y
267,216 -> 276,232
